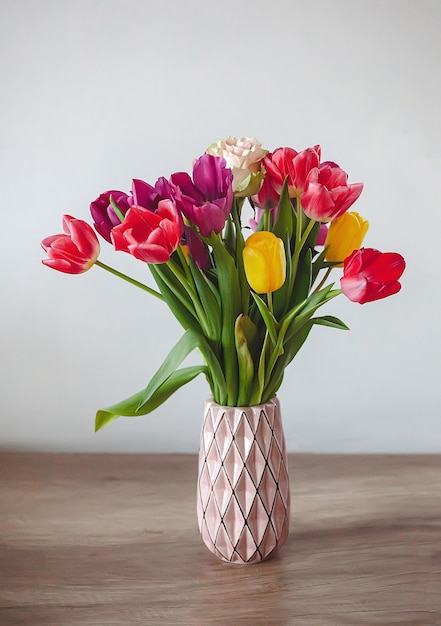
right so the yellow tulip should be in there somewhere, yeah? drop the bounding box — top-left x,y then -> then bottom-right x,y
325,212 -> 369,265
243,231 -> 286,293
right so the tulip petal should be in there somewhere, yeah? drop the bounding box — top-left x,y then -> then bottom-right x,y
329,183 -> 364,216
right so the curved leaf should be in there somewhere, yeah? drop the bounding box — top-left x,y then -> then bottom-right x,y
95,365 -> 207,432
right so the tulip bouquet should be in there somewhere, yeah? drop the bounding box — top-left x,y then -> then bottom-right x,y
41,137 -> 405,432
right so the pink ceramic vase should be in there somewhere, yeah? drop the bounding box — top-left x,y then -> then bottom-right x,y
197,396 -> 290,564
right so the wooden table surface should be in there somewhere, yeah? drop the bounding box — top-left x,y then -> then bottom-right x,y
1,453 -> 440,626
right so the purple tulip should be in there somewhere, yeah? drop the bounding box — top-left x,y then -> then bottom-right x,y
128,177 -> 175,211
90,190 -> 130,243
184,225 -> 211,269
171,154 -> 233,237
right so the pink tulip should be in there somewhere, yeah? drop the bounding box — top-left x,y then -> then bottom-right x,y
340,248 -> 405,304
111,200 -> 182,264
41,215 -> 100,274
301,161 -> 363,222
262,145 -> 321,197
315,223 -> 329,246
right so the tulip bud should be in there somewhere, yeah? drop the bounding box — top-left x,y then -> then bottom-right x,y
243,231 -> 286,294
325,212 -> 369,265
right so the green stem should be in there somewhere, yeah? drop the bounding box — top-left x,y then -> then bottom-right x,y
95,260 -> 163,300
267,291 -> 273,314
232,199 -> 249,315
176,245 -> 193,283
295,197 -> 302,247
262,208 -> 271,231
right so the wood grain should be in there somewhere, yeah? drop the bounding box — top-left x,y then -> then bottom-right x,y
1,453 -> 440,625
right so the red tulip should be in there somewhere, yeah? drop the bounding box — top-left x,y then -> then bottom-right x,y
340,248 -> 405,304
111,199 -> 182,263
251,173 -> 280,211
41,215 -> 100,274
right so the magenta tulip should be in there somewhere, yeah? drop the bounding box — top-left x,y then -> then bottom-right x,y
183,225 -> 211,269
171,154 -> 233,237
90,190 -> 130,242
41,215 -> 100,274
301,161 -> 363,222
111,199 -> 182,263
128,177 -> 175,210
340,248 -> 405,304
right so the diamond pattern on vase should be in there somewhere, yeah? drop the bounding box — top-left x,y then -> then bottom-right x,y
223,440 -> 247,488
258,465 -> 278,511
235,525 -> 259,562
205,436 -> 222,483
232,414 -> 255,461
201,407 -> 215,456
234,468 -> 258,518
212,466 -> 233,516
213,523 -> 235,561
222,495 -> 246,546
254,410 -> 274,457
197,397 -> 290,564
204,493 -> 222,543
278,459 -> 290,508
267,438 -> 283,481
197,462 -> 212,512
259,521 -> 278,556
214,412 -> 234,458
271,491 -> 288,540
247,494 -> 271,545
244,442 -> 266,487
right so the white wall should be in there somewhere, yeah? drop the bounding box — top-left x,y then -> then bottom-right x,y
1,0 -> 440,453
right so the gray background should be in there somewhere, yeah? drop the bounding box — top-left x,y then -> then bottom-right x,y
1,0 -> 440,452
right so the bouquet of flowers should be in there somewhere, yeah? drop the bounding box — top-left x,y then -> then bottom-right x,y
41,137 -> 405,432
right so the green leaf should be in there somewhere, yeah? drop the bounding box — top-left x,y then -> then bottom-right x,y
95,365 -> 207,432
313,315 -> 349,330
262,320 -> 314,401
284,286 -> 341,344
109,195 -> 125,222
249,332 -> 269,406
235,315 -> 254,406
272,178 -> 293,241
149,264 -> 200,332
311,248 -> 340,285
289,247 -> 312,309
250,292 -> 279,345
137,329 -> 203,411
188,257 -> 221,341
273,228 -> 293,319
